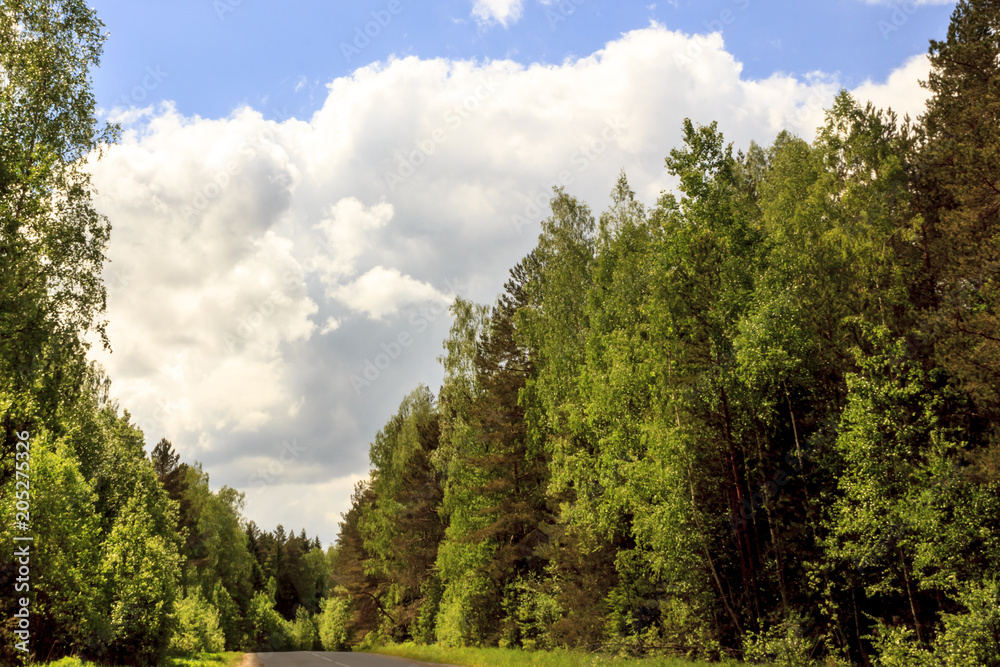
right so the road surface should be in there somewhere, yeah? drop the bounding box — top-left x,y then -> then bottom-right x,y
247,652 -> 459,667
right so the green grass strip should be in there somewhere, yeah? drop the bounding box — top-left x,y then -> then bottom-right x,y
38,652 -> 245,667
367,643 -> 742,667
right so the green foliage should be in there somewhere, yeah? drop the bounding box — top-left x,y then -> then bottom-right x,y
931,580 -> 1000,666
101,494 -> 181,666
331,39 -> 1000,659
742,613 -> 821,666
170,591 -> 225,654
179,466 -> 254,602
9,2 -> 1000,665
655,597 -> 724,661
435,570 -> 496,647
414,574 -> 444,644
0,430 -> 104,655
162,654 -> 245,667
356,626 -> 388,650
360,385 -> 445,640
0,0 -> 323,663
291,606 -> 320,650
246,590 -> 292,652
916,0 -> 1000,406
210,581 -> 243,651
369,641 -> 742,667
318,590 -> 352,651
0,0 -> 117,373
500,577 -> 563,650
873,580 -> 1000,667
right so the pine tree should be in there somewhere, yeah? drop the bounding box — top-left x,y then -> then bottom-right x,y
916,0 -> 1000,409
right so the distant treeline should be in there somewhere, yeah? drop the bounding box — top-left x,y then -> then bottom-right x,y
324,2 -> 1000,665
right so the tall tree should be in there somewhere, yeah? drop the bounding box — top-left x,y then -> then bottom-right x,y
915,0 -> 1000,414
360,386 -> 445,641
0,0 -> 117,431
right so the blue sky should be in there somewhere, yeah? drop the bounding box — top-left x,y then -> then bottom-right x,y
90,0 -> 954,121
84,1 -> 957,545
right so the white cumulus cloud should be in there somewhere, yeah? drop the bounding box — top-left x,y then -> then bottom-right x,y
87,25 -> 934,543
472,0 -> 524,26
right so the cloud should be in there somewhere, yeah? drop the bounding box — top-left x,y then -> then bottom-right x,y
87,25 -> 932,544
320,317 -> 342,335
852,54 -> 932,121
331,266 -> 452,321
472,0 -> 524,26
313,197 -> 395,280
243,472 -> 367,537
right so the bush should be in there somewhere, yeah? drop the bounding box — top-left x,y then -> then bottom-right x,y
319,591 -> 352,651
874,579 -> 1000,667
656,597 -> 723,661
500,576 -> 562,650
169,591 -> 225,653
742,613 -> 819,667
356,626 -> 387,650
211,581 -> 244,650
102,497 -> 182,666
871,624 -> 936,667
414,575 -> 443,645
435,572 -> 496,647
933,580 -> 1000,667
247,590 -> 293,652
292,606 -> 320,650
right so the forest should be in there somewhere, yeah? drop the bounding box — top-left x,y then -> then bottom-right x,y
1,0 -> 999,665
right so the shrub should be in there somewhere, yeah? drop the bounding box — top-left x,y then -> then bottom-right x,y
292,606 -> 320,650
742,613 -> 819,666
169,591 -> 225,653
319,591 -> 352,651
874,579 -> 1000,667
247,590 -> 293,652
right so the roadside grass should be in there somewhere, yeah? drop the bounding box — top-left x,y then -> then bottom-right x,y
367,643 -> 742,667
37,652 -> 245,667
164,652 -> 246,667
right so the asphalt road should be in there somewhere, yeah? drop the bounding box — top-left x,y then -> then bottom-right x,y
248,652 -> 458,667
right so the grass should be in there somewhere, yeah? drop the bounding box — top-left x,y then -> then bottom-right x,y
164,652 -> 246,667
366,643 -> 742,667
38,652 -> 245,667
